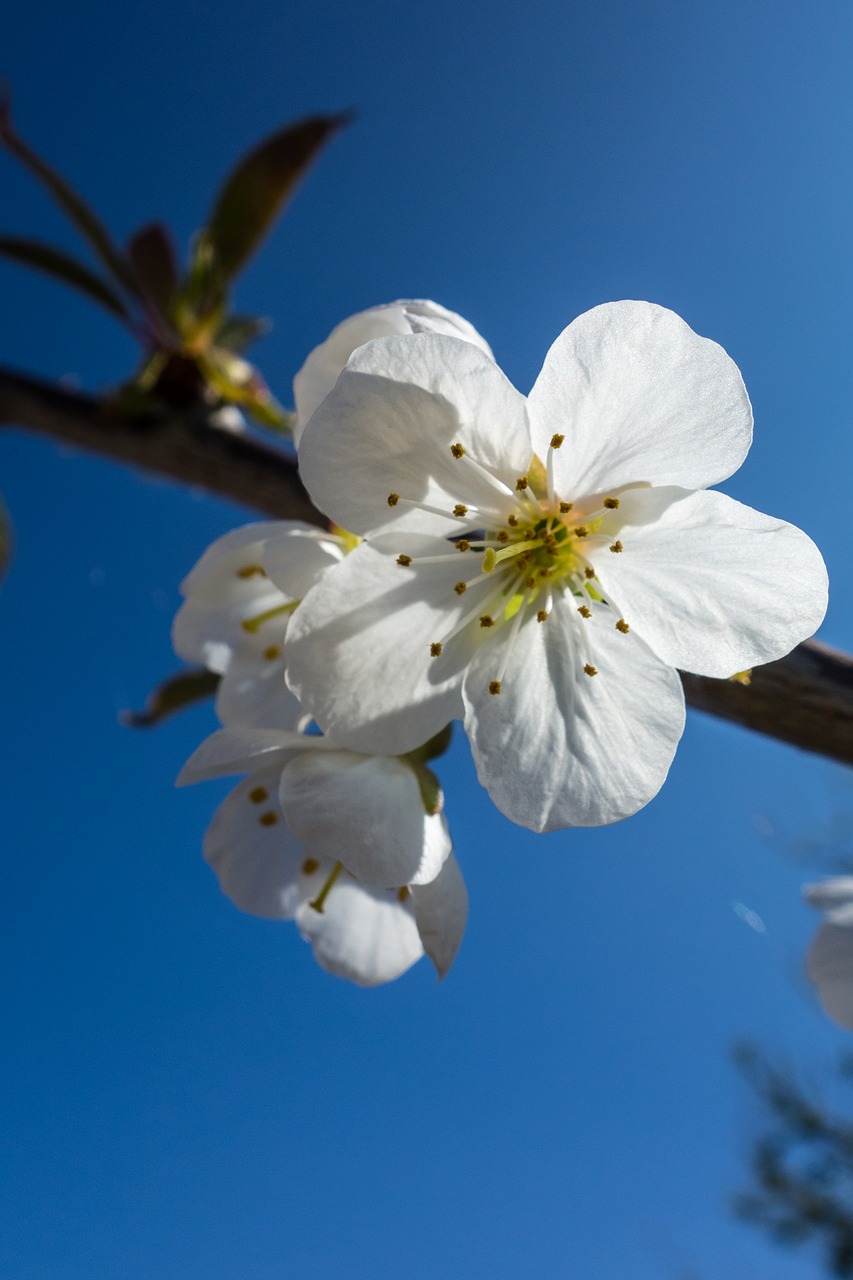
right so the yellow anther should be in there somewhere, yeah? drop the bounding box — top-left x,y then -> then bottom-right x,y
574,526 -> 589,538
539,567 -> 555,578
508,514 -> 520,527
259,810 -> 278,826
301,857 -> 320,876
397,886 -> 410,903
489,680 -> 502,695
550,433 -> 565,449
603,497 -> 620,509
515,476 -> 529,491
482,548 -> 497,573
248,786 -> 269,804
526,576 -> 537,589
450,442 -> 465,459
584,567 -> 596,579
456,540 -> 471,552
577,605 -> 591,618
263,645 -> 281,660
430,642 -> 443,657
480,615 -> 495,628
453,504 -> 468,517
615,619 -> 630,634
387,492 -> 400,507
497,530 -> 509,543
237,564 -> 266,579
396,554 -> 412,567
583,664 -> 598,677
609,540 -> 623,553
536,609 -> 548,622
454,581 -> 467,595
559,501 -> 573,514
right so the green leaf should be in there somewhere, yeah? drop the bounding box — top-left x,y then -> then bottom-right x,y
120,667 -> 220,728
215,313 -> 270,353
0,235 -> 134,323
127,222 -> 178,324
405,723 -> 453,765
411,762 -> 444,817
0,95 -> 140,299
204,113 -> 351,280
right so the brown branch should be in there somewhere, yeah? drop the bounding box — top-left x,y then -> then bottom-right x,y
681,643 -> 853,767
1,365 -> 851,767
0,366 -> 324,526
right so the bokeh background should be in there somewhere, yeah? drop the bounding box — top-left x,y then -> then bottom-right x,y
2,1 -> 852,1276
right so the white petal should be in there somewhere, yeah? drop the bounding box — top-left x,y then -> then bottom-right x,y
297,334 -> 530,537
463,595 -> 686,831
591,488 -> 828,677
172,587 -> 289,671
261,527 -> 347,600
527,301 -> 753,497
278,751 -> 450,887
177,726 -> 331,786
292,300 -> 494,444
296,877 -> 423,986
215,650 -> 304,731
179,521 -> 311,598
203,770 -> 306,919
411,846 -> 468,979
285,538 -> 470,755
806,922 -> 853,1030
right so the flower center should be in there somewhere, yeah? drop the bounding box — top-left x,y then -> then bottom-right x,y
390,435 -> 632,694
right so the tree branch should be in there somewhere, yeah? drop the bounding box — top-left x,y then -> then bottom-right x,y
0,366 -> 322,525
681,643 -> 853,767
2,365 -> 851,767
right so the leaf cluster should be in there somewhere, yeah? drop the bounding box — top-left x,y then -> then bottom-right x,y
0,93 -> 349,429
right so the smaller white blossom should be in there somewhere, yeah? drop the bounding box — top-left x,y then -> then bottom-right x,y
179,731 -> 467,985
172,521 -> 346,728
292,299 -> 494,445
803,878 -> 853,1029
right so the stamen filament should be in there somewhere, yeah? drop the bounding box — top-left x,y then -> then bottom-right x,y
452,447 -> 517,498
437,584 -> 507,647
309,860 -> 344,913
241,600 -> 297,633
495,590 -> 532,683
391,496 -> 477,522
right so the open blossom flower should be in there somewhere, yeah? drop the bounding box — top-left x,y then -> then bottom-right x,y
286,301 -> 828,833
172,521 -> 347,728
178,728 -> 467,985
292,299 -> 493,445
803,878 -> 853,1029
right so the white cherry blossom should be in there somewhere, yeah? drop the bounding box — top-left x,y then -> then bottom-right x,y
292,299 -> 493,445
803,878 -> 853,1029
179,730 -> 467,984
172,521 -> 347,728
287,301 -> 828,833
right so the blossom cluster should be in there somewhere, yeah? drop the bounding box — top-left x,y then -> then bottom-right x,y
176,298 -> 828,987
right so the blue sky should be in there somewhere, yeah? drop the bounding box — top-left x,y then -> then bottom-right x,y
2,1 -> 852,1276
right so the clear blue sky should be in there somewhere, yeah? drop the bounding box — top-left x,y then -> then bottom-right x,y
2,1 -> 852,1276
